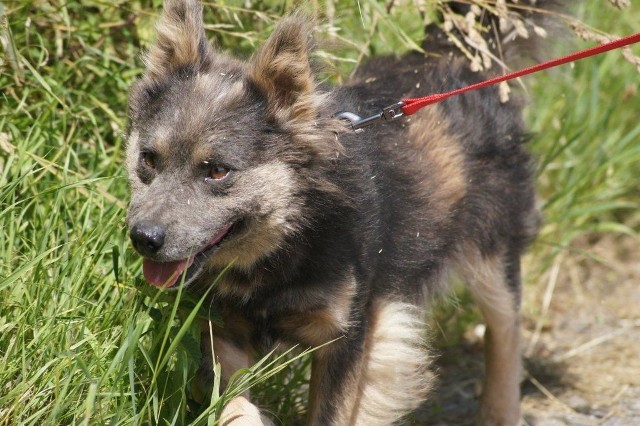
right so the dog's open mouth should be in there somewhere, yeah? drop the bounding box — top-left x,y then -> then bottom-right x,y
142,223 -> 235,288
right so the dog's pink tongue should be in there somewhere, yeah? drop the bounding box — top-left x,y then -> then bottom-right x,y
143,258 -> 188,288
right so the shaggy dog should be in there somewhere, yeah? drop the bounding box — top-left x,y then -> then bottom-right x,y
126,1 -> 548,424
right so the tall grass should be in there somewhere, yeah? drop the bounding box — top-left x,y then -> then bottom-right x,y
1,1 -> 638,424
519,3 -> 639,295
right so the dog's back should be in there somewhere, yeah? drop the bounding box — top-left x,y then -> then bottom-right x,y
337,50 -> 540,298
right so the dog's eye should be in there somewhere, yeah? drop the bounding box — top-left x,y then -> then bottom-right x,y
141,152 -> 156,169
204,162 -> 230,181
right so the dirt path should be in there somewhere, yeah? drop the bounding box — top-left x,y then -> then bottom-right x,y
414,235 -> 640,425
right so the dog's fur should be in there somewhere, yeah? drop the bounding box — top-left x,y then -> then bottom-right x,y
126,1 -> 546,424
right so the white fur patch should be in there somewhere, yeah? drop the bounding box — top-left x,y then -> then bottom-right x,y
219,396 -> 273,426
353,301 -> 431,425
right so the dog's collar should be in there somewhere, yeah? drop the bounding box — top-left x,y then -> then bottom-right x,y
335,102 -> 405,133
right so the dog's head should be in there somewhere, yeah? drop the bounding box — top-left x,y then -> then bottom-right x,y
125,0 -> 341,289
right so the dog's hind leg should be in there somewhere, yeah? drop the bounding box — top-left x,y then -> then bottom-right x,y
308,300 -> 431,425
460,245 -> 523,426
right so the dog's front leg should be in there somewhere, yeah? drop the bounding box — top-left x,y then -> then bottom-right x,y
194,320 -> 272,425
307,334 -> 367,426
307,300 -> 430,426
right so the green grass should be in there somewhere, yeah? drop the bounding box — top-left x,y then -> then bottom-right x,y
1,1 -> 639,424
525,3 -> 640,275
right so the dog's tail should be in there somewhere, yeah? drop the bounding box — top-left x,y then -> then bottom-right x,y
425,0 -> 566,73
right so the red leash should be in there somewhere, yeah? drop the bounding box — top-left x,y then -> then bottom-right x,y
337,32 -> 640,131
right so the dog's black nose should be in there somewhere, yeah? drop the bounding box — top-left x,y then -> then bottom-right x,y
130,220 -> 166,256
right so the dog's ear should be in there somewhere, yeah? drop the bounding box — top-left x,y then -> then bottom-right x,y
250,16 -> 316,120
144,0 -> 213,80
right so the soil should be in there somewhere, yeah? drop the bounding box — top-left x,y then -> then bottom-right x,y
413,235 -> 640,425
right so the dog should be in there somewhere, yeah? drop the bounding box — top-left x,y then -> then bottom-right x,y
126,0 -> 547,424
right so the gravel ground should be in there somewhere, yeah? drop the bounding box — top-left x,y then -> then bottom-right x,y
414,235 -> 640,425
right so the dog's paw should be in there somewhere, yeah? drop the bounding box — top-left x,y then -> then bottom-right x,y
219,396 -> 272,426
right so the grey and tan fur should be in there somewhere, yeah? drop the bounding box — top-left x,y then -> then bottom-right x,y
125,0 -> 548,424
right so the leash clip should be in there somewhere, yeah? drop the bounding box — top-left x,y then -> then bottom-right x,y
336,101 -> 406,133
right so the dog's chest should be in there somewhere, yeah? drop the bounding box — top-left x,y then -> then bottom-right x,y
215,296 -> 351,352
